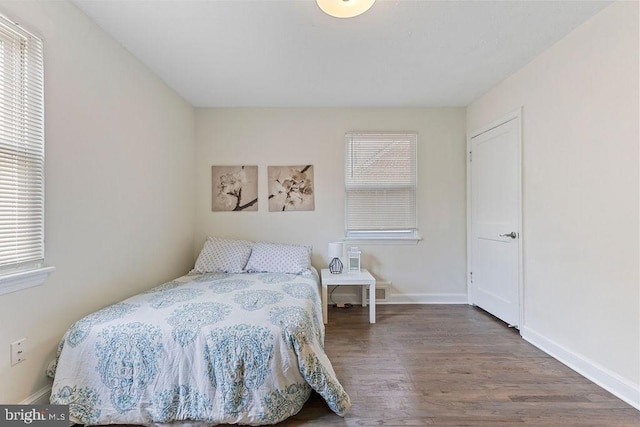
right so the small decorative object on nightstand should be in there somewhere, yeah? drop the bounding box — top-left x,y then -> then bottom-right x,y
327,242 -> 343,274
348,247 -> 361,272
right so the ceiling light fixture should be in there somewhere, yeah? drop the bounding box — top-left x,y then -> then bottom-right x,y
316,0 -> 376,18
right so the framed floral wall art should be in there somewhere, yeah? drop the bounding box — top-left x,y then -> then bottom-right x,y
268,165 -> 315,212
212,165 -> 258,211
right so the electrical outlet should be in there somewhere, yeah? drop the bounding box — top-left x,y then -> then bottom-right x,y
11,338 -> 26,366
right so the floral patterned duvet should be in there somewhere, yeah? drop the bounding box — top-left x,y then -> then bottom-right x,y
48,270 -> 351,425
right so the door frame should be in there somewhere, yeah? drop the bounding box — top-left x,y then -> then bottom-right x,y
466,107 -> 524,329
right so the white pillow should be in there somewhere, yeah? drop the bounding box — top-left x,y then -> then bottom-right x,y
245,242 -> 311,275
193,237 -> 253,274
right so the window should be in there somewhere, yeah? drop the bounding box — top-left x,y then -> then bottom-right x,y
0,15 -> 52,294
345,132 -> 419,242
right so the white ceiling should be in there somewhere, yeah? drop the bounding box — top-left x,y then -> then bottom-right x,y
72,0 -> 611,108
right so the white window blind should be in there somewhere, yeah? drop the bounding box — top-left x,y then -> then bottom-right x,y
345,132 -> 418,239
0,16 -> 44,273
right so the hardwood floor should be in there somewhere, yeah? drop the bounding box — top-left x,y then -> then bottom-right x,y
278,304 -> 640,426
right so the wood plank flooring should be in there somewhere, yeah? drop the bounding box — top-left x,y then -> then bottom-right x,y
278,304 -> 640,426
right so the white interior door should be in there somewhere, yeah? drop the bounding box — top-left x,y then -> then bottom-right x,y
468,114 -> 522,327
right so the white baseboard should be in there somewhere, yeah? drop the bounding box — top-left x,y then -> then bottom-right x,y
522,326 -> 640,410
382,293 -> 468,304
329,290 -> 467,305
19,385 -> 51,405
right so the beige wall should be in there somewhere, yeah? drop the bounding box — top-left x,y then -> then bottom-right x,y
467,1 -> 639,406
0,1 -> 196,403
195,108 -> 467,302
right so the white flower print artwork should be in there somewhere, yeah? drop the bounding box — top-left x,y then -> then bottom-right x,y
212,165 -> 258,211
268,165 -> 315,212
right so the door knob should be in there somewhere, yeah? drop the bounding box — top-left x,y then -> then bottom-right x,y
499,232 -> 517,239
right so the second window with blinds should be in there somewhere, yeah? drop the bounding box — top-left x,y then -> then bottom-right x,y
345,132 -> 419,241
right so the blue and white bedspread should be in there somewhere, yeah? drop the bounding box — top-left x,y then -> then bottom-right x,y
48,270 -> 351,426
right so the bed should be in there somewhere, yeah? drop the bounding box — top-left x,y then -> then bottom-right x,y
47,238 -> 351,425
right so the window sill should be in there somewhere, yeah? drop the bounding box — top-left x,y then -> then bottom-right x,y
0,266 -> 56,296
343,236 -> 422,245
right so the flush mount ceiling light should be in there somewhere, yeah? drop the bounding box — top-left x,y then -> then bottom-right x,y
316,0 -> 376,18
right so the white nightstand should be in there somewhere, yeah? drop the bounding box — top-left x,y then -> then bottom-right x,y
320,268 -> 376,324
